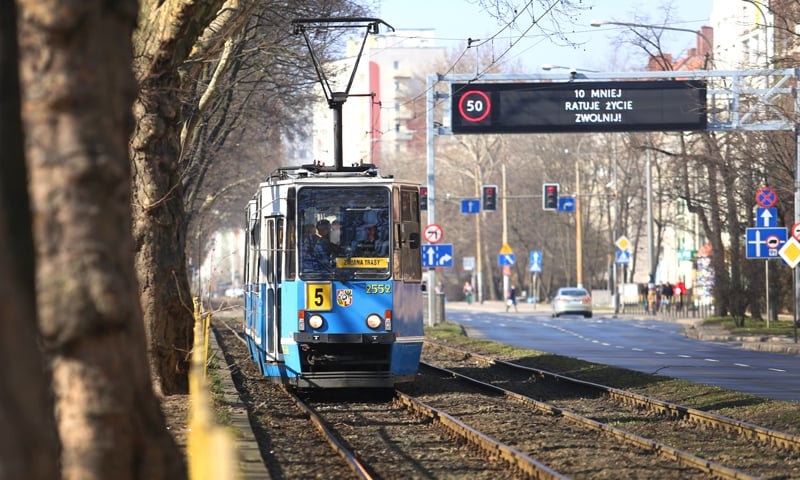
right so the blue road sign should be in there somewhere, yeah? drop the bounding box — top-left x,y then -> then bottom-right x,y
498,253 -> 516,266
616,250 -> 631,265
422,244 -> 454,267
461,199 -> 480,214
756,207 -> 777,227
755,186 -> 778,208
746,227 -> 787,259
558,196 -> 575,212
529,250 -> 542,272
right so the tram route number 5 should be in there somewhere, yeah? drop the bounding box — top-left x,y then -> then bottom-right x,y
306,283 -> 332,311
458,90 -> 491,123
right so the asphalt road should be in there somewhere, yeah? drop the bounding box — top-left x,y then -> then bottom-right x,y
444,302 -> 800,402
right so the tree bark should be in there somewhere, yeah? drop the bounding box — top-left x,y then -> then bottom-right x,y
17,1 -> 186,478
131,0 -> 226,397
0,2 -> 60,478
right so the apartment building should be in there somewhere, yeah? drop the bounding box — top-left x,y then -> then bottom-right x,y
311,29 -> 446,167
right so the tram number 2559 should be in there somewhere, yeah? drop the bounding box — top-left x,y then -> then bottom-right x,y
366,284 -> 391,294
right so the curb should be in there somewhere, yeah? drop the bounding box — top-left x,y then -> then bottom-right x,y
208,329 -> 271,479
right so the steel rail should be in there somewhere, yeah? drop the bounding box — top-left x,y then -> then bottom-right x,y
420,360 -> 759,480
426,341 -> 800,451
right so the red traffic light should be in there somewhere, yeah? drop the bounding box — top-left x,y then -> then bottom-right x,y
543,183 -> 559,210
482,185 -> 498,211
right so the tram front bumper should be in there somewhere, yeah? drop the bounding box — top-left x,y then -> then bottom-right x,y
293,332 -> 396,344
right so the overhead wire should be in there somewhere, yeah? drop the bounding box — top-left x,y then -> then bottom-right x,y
380,0 -> 562,121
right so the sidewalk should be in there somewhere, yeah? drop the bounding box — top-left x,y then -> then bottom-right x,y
442,300 -> 800,356
208,327 -> 272,479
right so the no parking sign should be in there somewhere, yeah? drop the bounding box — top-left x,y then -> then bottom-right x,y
755,186 -> 778,208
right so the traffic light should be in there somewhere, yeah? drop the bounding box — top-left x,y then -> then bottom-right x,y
419,186 -> 428,211
543,183 -> 559,210
482,185 -> 498,211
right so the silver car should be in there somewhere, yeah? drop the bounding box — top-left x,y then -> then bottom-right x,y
552,287 -> 592,318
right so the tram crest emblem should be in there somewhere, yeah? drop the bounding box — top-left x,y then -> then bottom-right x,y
336,289 -> 353,307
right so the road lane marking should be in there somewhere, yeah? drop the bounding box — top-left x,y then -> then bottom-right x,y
734,363 -> 750,367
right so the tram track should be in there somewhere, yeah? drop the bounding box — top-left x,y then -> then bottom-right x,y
423,341 -> 800,479
211,318 -> 800,478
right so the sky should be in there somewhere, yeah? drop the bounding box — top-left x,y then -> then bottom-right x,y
376,0 -> 714,72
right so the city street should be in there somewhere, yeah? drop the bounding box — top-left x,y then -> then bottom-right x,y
443,301 -> 800,402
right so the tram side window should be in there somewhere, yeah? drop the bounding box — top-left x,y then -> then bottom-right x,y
286,187 -> 296,280
249,218 -> 260,285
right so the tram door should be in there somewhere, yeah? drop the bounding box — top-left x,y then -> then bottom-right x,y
263,216 -> 283,359
395,185 -> 422,281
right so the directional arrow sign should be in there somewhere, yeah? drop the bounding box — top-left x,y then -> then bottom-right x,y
529,250 -> 542,272
421,244 -> 454,268
756,207 -> 777,227
461,199 -> 480,214
498,253 -> 516,266
558,197 -> 575,212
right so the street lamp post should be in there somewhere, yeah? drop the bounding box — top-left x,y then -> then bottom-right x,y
540,64 -> 599,73
590,20 -> 713,68
646,147 -> 655,286
565,137 -> 588,289
591,20 -> 712,289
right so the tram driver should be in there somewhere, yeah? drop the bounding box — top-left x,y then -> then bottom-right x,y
302,218 -> 338,272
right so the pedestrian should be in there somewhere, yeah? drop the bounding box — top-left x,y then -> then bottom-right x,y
675,279 -> 686,311
463,281 -> 473,304
662,282 -> 674,313
647,286 -> 657,315
506,285 -> 518,312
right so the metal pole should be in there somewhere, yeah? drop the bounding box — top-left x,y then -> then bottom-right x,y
794,118 -> 800,341
502,163 -> 509,299
613,140 -> 620,316
475,166 -> 483,303
766,260 -> 770,329
426,74 -> 436,325
647,148 -> 654,284
576,161 -> 583,288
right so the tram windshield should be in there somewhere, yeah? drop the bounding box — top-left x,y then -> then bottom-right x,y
298,186 -> 391,280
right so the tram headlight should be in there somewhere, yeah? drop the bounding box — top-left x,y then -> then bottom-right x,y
308,314 -> 324,330
366,313 -> 383,330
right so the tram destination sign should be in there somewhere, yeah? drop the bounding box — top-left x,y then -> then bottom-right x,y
451,80 -> 707,134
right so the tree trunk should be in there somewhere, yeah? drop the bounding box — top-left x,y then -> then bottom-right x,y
0,2 -> 60,478
17,2 -> 186,478
130,0 -> 226,397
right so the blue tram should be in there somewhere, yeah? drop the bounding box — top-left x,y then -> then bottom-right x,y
242,164 -> 424,388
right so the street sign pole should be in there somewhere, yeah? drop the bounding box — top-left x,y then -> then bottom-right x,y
425,74 -> 436,326
795,131 -> 800,341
